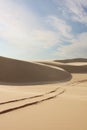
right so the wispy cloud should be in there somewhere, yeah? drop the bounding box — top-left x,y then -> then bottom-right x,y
0,0 -> 73,58
0,0 -> 39,48
56,32 -> 87,59
0,0 -> 87,60
0,1 -> 61,49
57,0 -> 87,25
67,0 -> 87,24
47,16 -> 73,39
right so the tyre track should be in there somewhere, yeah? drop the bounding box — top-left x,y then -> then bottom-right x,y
0,87 -> 60,105
0,89 -> 65,115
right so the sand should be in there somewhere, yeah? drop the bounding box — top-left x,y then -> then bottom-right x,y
39,61 -> 87,73
0,57 -> 87,130
0,56 -> 71,84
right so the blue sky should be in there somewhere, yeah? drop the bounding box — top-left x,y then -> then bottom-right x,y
0,0 -> 87,60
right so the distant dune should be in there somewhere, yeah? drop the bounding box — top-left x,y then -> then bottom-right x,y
39,61 -> 87,73
54,58 -> 87,63
0,56 -> 71,85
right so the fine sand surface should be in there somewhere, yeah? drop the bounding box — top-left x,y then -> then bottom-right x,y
0,57 -> 87,130
0,56 -> 71,84
39,61 -> 87,73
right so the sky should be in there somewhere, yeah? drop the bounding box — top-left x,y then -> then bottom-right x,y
0,0 -> 87,60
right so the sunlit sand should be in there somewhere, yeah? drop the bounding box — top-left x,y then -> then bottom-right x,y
0,57 -> 87,130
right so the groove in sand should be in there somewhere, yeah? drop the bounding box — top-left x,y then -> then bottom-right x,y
0,87 -> 60,105
70,79 -> 87,86
0,89 -> 65,115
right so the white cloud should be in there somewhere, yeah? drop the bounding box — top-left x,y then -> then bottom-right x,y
56,32 -> 87,59
0,0 -> 39,49
0,0 -> 73,50
46,16 -> 73,39
64,0 -> 87,25
0,0 -> 86,60
0,0 -> 63,53
31,30 -> 60,48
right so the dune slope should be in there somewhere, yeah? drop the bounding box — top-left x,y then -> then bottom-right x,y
39,61 -> 87,73
54,58 -> 87,63
0,57 -> 71,85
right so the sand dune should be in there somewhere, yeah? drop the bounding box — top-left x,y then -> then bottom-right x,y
0,57 -> 87,130
0,56 -> 71,85
54,58 -> 87,63
65,62 -> 87,66
39,61 -> 87,73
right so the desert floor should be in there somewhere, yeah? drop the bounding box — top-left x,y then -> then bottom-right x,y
0,59 -> 87,130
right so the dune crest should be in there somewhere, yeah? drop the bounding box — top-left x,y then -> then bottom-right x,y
39,61 -> 87,73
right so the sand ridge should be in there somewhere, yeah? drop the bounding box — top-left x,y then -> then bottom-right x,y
0,56 -> 71,85
39,61 -> 87,73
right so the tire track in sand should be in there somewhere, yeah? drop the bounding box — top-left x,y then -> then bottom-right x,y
0,88 -> 65,115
